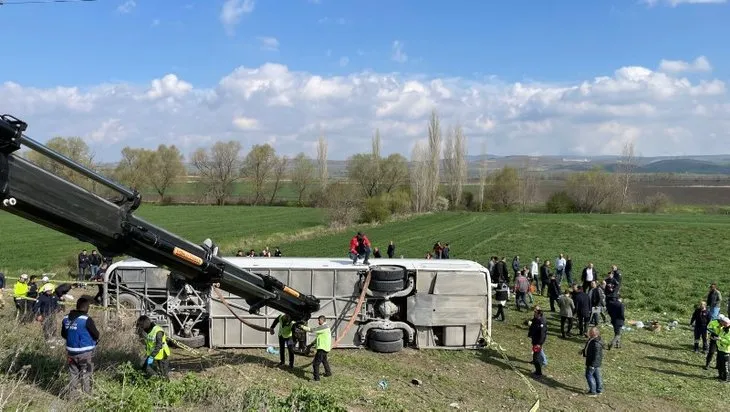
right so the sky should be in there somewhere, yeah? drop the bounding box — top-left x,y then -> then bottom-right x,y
1,0 -> 730,162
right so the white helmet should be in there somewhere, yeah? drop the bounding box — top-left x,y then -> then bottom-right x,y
42,276 -> 49,283
20,273 -> 28,281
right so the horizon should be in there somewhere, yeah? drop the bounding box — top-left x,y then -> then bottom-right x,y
2,0 -> 730,161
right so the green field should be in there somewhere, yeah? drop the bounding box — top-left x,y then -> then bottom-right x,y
1,207 -> 730,411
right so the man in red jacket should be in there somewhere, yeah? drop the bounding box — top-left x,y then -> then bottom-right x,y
349,232 -> 371,265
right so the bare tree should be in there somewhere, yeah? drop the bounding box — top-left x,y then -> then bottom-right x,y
242,144 -> 277,205
617,141 -> 636,211
317,134 -> 328,190
145,145 -> 185,202
443,125 -> 467,208
410,141 -> 429,213
268,155 -> 288,205
477,142 -> 488,211
426,110 -> 442,210
191,141 -> 242,206
372,128 -> 382,177
517,158 -> 537,211
291,153 -> 315,206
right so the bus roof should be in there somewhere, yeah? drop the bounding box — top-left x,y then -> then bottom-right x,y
109,257 -> 489,272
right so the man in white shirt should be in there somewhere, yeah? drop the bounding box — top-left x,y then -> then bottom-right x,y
582,263 -> 596,292
530,257 -> 540,291
555,254 -> 566,285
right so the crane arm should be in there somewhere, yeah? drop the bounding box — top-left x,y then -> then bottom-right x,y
0,114 -> 320,321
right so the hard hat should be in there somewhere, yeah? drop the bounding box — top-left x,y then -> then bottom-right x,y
42,276 -> 49,282
719,315 -> 730,324
20,274 -> 28,280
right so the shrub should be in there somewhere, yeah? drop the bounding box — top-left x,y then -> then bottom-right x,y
545,191 -> 577,214
462,191 -> 474,210
361,196 -> 390,223
321,183 -> 361,227
643,192 -> 670,214
434,196 -> 450,211
382,190 -> 411,215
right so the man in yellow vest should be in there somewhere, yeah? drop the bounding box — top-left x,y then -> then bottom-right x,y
136,315 -> 171,380
715,315 -> 730,382
299,315 -> 332,381
270,314 -> 295,368
13,274 -> 30,318
706,317 -> 723,370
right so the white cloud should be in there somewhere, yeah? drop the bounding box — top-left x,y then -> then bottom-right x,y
233,116 -> 260,130
642,0 -> 726,6
220,0 -> 255,35
117,0 -> 136,13
391,41 -> 408,63
257,36 -> 279,51
2,58 -> 729,160
339,56 -> 350,67
659,56 -> 712,73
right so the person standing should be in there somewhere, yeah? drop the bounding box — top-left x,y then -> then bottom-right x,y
582,327 -> 604,396
565,256 -> 574,287
530,257 -> 540,292
574,286 -> 591,337
706,316 -> 722,370
690,301 -> 711,353
547,275 -> 561,312
540,261 -> 552,296
493,257 -> 509,285
299,315 -> 332,381
610,265 -> 623,295
77,250 -> 90,282
61,297 -> 100,398
33,284 -> 60,342
606,298 -> 625,349
89,250 -> 102,279
13,273 -> 29,316
707,284 -> 722,320
270,314 -> 295,368
0,271 -> 5,309
514,270 -> 530,312
557,290 -> 575,338
555,254 -> 566,285
512,256 -> 520,277
493,282 -> 510,322
715,315 -> 730,382
136,315 -> 171,380
528,307 -> 548,378
387,241 -> 395,259
581,263 -> 597,293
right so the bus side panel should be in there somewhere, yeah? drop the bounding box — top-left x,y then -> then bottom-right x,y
208,267 -> 364,349
407,270 -> 488,349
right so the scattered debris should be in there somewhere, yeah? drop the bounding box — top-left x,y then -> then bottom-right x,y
378,379 -> 389,390
266,346 -> 279,355
449,402 -> 460,409
411,378 -> 422,386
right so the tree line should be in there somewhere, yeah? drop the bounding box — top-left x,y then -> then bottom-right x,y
22,111 -> 652,222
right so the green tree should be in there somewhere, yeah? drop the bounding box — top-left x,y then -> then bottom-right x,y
146,145 -> 185,202
487,166 -> 520,211
26,136 -> 95,189
291,153 -> 315,206
191,141 -> 242,206
114,147 -> 148,190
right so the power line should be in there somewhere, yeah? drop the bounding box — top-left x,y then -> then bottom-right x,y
0,0 -> 98,5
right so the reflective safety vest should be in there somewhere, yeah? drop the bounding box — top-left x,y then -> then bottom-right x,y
708,320 -> 721,337
278,315 -> 293,339
718,327 -> 730,353
13,282 -> 28,299
63,314 -> 97,355
303,324 -> 332,352
145,325 -> 171,360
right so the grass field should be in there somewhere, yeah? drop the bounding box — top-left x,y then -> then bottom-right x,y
1,207 -> 730,411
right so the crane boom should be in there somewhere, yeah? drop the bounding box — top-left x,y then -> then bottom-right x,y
0,114 -> 320,321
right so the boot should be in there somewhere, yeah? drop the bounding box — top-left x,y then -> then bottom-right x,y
694,342 -> 700,353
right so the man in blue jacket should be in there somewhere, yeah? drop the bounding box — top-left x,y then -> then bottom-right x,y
62,297 -> 100,397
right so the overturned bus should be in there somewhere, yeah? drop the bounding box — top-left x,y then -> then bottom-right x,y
101,257 -> 493,354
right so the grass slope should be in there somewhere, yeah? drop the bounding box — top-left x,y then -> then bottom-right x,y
2,209 -> 730,411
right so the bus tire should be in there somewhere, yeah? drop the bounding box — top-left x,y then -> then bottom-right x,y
368,338 -> 403,354
370,266 -> 406,282
369,278 -> 405,293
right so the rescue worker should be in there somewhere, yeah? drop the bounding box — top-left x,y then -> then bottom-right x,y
706,316 -> 722,370
40,275 -> 55,295
136,315 -> 171,380
270,314 -> 295,368
299,315 -> 332,381
33,283 -> 60,342
715,315 -> 730,382
13,274 -> 30,319
62,297 -> 100,397
690,301 -> 711,353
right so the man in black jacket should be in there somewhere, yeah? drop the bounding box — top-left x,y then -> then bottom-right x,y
540,261 -> 552,296
77,250 -> 90,282
607,298 -> 625,349
690,301 -> 711,353
493,257 -> 508,285
33,284 -> 60,342
565,256 -> 574,287
528,307 -> 548,378
547,275 -> 561,312
387,241 -> 395,258
574,286 -> 591,337
582,327 -> 604,396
